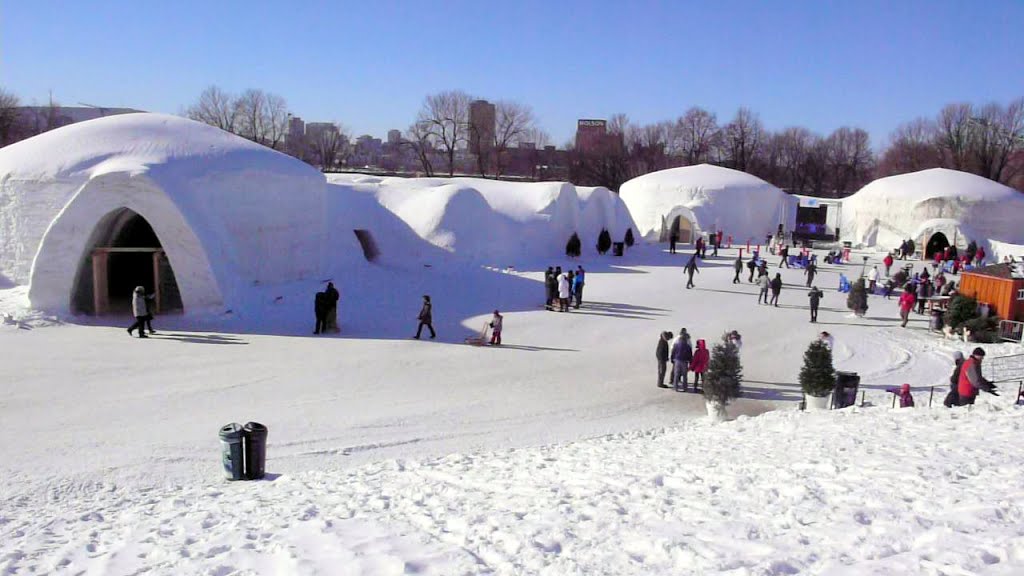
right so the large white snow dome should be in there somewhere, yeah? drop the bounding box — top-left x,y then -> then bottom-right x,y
619,164 -> 797,244
326,175 -> 637,262
0,113 -> 327,315
840,168 -> 1024,257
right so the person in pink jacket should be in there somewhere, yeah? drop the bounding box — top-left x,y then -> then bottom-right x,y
886,383 -> 915,408
690,339 -> 710,392
898,287 -> 917,328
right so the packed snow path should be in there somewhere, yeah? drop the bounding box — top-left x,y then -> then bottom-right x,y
3,245 -> 1023,574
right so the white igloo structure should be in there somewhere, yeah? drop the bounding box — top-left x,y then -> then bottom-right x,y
618,164 -> 797,244
840,168 -> 1024,258
0,113 -> 328,315
326,175 -> 637,261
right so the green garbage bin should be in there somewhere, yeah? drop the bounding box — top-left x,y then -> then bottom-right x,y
243,422 -> 268,480
219,423 -> 245,481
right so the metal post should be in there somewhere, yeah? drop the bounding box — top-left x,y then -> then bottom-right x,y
928,386 -> 934,408
892,393 -> 897,409
860,390 -> 865,407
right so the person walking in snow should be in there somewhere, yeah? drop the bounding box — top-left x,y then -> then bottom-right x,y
807,285 -> 823,323
143,290 -> 157,334
558,272 -> 571,312
804,261 -> 817,288
573,265 -> 585,308
690,339 -> 710,392
670,329 -> 693,392
883,253 -> 894,277
779,245 -> 790,268
414,295 -> 435,339
867,266 -> 879,292
695,236 -> 705,259
769,273 -> 783,307
886,384 -> 915,408
943,351 -> 965,408
126,286 -> 151,338
313,290 -> 328,334
669,230 -> 678,254
757,273 -> 770,304
733,254 -> 743,284
656,331 -> 672,388
975,245 -> 986,266
957,348 -> 998,406
684,253 -> 700,289
898,286 -> 916,328
488,310 -> 503,346
747,257 -> 757,283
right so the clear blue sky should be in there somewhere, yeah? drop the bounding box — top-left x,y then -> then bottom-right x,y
2,0 -> 1022,147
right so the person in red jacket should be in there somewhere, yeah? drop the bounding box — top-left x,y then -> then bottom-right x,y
690,339 -> 710,392
898,287 -> 917,328
883,253 -> 894,277
975,245 -> 986,266
957,348 -> 998,405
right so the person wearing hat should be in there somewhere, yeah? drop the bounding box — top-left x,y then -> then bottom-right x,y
886,383 -> 915,408
655,330 -> 672,388
807,285 -> 823,323
126,286 -> 150,339
943,351 -> 965,408
414,295 -> 435,339
957,347 -> 998,406
488,310 -> 503,346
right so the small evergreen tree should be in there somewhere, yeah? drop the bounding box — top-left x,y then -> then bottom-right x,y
944,295 -> 979,331
596,229 -> 612,254
704,334 -> 743,406
565,233 -> 582,258
624,228 -> 635,247
799,340 -> 835,398
846,278 -> 869,316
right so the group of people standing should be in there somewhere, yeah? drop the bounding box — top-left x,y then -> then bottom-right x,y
545,265 -> 585,311
655,329 -> 741,392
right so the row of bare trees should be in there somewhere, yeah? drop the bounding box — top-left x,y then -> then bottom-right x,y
184,86 -> 290,150
406,90 -> 542,177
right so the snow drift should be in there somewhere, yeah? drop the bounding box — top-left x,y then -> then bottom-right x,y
618,164 -> 798,244
841,168 -> 1024,255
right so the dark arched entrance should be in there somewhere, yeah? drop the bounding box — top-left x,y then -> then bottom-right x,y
670,215 -> 694,244
71,208 -> 183,315
925,232 -> 950,259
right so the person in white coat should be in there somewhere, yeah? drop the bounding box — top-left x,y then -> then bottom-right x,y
126,286 -> 150,338
557,273 -> 571,312
867,266 -> 879,292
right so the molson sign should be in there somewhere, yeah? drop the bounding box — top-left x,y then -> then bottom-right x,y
577,119 -> 606,128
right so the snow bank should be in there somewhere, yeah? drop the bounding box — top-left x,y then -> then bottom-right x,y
4,405 -> 1021,575
325,175 -> 637,262
841,168 -> 1024,252
0,113 -> 327,313
619,164 -> 798,243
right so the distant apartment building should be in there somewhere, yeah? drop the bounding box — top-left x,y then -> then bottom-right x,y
468,100 -> 496,153
387,129 -> 403,145
575,118 -> 622,155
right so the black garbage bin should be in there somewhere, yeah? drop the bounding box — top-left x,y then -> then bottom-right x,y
243,421 -> 268,480
612,242 -> 624,256
219,423 -> 245,481
833,371 -> 860,409
930,308 -> 944,331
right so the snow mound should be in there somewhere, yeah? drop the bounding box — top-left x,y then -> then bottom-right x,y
841,168 -> 1024,250
619,164 -> 797,243
326,175 -> 637,262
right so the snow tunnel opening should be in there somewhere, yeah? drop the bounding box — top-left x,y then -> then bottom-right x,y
925,232 -> 951,259
71,208 -> 184,315
670,215 -> 694,244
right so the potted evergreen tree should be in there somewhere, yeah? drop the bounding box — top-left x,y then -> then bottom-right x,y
565,233 -> 582,258
799,339 -> 835,411
703,334 -> 744,421
624,228 -> 635,247
596,229 -> 612,255
846,278 -> 869,317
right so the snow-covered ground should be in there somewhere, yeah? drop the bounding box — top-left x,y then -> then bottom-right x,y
2,245 -> 1022,574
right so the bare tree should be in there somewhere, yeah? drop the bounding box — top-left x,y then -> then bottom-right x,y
825,127 -> 874,195
309,123 -> 350,170
418,90 -> 471,176
935,103 -> 973,170
185,85 -> 237,132
673,107 -> 719,165
405,120 -> 436,177
0,87 -> 20,146
776,127 -> 815,192
878,118 -> 941,176
627,121 -> 671,175
492,100 -> 535,177
969,99 -> 1024,184
721,108 -> 763,171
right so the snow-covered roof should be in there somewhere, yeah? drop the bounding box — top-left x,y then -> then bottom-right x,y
618,164 -> 797,241
840,168 -> 1024,250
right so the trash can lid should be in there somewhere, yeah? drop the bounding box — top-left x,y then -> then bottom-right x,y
219,422 -> 244,439
243,421 -> 268,435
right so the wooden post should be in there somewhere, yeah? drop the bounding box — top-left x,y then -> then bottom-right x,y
892,392 -> 897,409
860,390 -> 865,407
91,250 -> 109,316
928,386 -> 934,408
151,251 -> 162,314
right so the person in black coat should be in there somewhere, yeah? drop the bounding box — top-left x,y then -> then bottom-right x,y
544,267 -> 555,309
324,281 -> 340,333
656,331 -> 672,388
769,273 -> 783,307
804,262 -> 817,288
414,295 -> 435,339
807,286 -> 823,322
313,291 -> 328,334
733,255 -> 743,284
684,253 -> 700,289
943,351 -> 964,408
779,245 -> 790,268
747,258 -> 756,283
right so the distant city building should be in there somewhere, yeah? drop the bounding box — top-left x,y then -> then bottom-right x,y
387,129 -> 403,145
305,122 -> 338,141
468,100 -> 496,153
575,118 -> 619,155
287,116 -> 306,142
